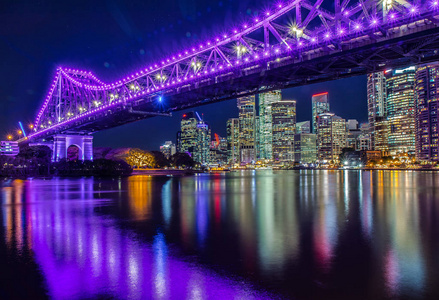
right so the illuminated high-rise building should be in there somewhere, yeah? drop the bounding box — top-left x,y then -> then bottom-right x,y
272,100 -> 296,162
160,141 -> 176,159
237,95 -> 256,163
386,66 -> 416,155
317,113 -> 346,163
178,112 -> 198,154
415,63 -> 439,161
367,72 -> 387,149
226,118 -> 240,164
259,90 -> 282,159
374,117 -> 389,155
312,92 -> 329,133
178,111 -> 211,164
194,120 -> 211,165
293,134 -> 317,164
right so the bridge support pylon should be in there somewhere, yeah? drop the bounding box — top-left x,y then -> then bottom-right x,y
52,134 -> 93,162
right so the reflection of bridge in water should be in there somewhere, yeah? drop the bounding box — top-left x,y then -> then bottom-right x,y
22,0 -> 439,161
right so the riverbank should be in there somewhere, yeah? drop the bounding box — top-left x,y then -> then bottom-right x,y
131,169 -> 197,176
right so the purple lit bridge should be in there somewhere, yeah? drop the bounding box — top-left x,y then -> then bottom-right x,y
26,0 -> 439,160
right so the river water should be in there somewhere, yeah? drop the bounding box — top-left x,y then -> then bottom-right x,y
1,170 -> 439,299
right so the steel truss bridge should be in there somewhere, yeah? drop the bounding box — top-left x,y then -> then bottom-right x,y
28,0 -> 439,144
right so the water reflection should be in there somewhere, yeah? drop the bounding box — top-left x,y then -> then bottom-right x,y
1,171 -> 439,299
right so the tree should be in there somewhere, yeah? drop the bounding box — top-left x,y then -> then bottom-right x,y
124,148 -> 155,168
18,145 -> 52,163
151,151 -> 170,168
171,152 -> 195,168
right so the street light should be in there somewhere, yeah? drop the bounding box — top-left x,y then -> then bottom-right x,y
7,135 -> 13,140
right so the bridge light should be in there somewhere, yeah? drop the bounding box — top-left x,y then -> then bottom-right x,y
18,130 -> 22,135
159,96 -> 162,102
7,135 -> 12,140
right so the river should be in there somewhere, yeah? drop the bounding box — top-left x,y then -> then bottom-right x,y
1,170 -> 439,299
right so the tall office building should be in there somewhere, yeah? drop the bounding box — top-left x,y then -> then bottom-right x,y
237,95 -> 256,163
415,63 -> 439,161
367,72 -> 387,149
160,141 -> 176,159
259,90 -> 282,159
317,113 -> 347,163
177,111 -> 211,164
272,100 -> 296,162
293,134 -> 317,164
386,66 -> 416,155
312,92 -> 330,133
374,117 -> 389,155
226,118 -> 240,164
178,112 -> 198,154
296,121 -> 311,134
194,120 -> 211,165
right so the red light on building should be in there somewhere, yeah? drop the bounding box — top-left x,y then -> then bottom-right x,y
312,92 -> 328,97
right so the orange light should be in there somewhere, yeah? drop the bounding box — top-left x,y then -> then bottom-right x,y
18,130 -> 22,135
7,135 -> 12,140
29,124 -> 34,129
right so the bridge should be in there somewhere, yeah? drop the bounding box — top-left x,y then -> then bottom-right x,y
24,0 -> 439,161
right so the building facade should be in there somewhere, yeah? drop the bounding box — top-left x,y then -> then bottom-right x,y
237,95 -> 256,164
293,134 -> 317,164
317,113 -> 346,163
272,100 -> 296,162
194,121 -> 211,165
386,66 -> 416,155
226,118 -> 240,164
367,72 -> 387,149
415,63 -> 439,161
312,92 -> 330,134
178,112 -> 198,154
160,141 -> 176,159
258,90 -> 282,160
296,121 -> 311,134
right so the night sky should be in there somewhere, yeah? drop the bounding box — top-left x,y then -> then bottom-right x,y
1,0 -> 367,151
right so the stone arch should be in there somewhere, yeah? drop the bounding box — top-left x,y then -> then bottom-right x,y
67,144 -> 82,161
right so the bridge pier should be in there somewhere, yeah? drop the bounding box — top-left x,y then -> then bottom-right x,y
52,134 -> 93,162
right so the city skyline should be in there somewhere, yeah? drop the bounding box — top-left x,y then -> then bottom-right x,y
93,75 -> 368,150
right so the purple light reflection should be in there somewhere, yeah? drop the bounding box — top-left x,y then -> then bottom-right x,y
21,179 -> 273,300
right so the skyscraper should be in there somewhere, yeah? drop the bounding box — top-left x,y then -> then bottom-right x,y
317,113 -> 346,163
293,134 -> 317,164
415,63 -> 439,161
160,141 -> 176,159
178,111 -> 211,164
178,112 -> 198,154
237,95 -> 256,164
374,117 -> 389,155
259,90 -> 282,160
312,92 -> 330,134
386,66 -> 416,155
367,72 -> 387,149
226,118 -> 240,164
194,121 -> 211,165
272,100 -> 296,162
